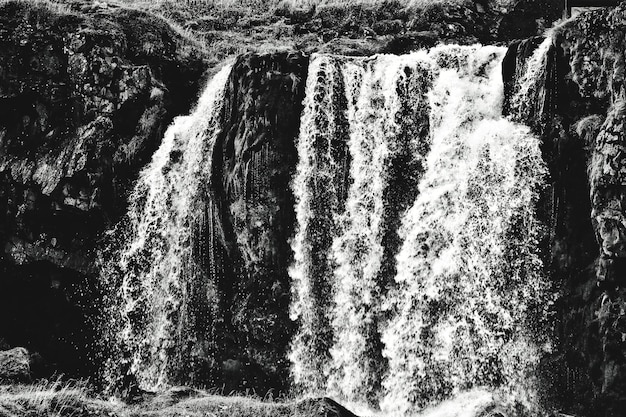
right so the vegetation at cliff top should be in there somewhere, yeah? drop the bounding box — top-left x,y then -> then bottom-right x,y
3,0 -> 561,69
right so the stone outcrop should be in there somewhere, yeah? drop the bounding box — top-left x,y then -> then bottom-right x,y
0,347 -> 31,383
0,0 -> 207,378
295,397 -> 360,417
503,6 -> 626,416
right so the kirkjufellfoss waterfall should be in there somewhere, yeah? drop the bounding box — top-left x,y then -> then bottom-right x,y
100,41 -> 555,414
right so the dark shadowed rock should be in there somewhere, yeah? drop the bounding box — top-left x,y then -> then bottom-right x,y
208,51 -> 308,394
296,397 -> 360,417
0,347 -> 31,383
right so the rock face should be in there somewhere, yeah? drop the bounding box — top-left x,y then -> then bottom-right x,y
0,0 -> 207,378
210,51 -> 308,392
0,347 -> 31,383
503,6 -> 626,416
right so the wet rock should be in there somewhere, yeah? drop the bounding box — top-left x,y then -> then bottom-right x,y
0,347 -> 31,383
496,0 -> 560,40
383,31 -> 438,54
209,51 -> 308,393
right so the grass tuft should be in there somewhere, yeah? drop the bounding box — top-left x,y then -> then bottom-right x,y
0,378 -> 114,417
0,382 -> 358,417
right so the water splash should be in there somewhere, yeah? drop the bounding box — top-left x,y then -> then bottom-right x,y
100,64 -> 232,391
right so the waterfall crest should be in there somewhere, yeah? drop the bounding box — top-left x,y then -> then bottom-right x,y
100,64 -> 232,391
291,46 -> 552,413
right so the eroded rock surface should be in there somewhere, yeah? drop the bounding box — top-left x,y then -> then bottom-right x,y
0,0 -> 207,378
0,347 -> 31,383
209,51 -> 308,393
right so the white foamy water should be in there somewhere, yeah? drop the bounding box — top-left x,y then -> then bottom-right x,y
382,46 -> 549,415
101,64 -> 232,391
291,45 -> 552,414
289,55 -> 349,394
328,53 -> 433,404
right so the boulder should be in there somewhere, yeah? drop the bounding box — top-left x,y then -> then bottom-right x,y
0,347 -> 31,383
296,397 -> 360,417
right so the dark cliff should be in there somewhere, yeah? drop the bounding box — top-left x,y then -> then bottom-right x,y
504,6 -> 626,416
0,0 -> 208,377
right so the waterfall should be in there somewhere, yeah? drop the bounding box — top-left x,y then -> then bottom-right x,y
100,64 -> 232,391
97,40 -> 554,413
509,36 -> 553,123
329,54 -> 433,404
290,46 -> 552,413
290,53 -> 432,403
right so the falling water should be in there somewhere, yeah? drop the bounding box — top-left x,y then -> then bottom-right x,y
100,64 -> 232,391
329,54 -> 432,404
289,55 -> 351,394
290,53 -> 432,403
382,46 -> 550,414
291,45 -> 552,413
509,36 -> 553,122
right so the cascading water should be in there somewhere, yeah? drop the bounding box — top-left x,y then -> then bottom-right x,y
289,55 -> 351,394
329,54 -> 433,404
99,64 -> 232,391
290,52 -> 432,404
509,36 -> 554,122
382,46 -> 551,414
290,45 -> 553,414
97,36 -> 555,415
